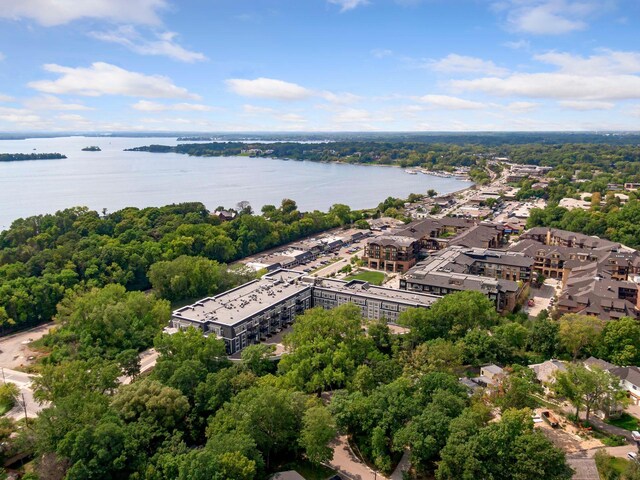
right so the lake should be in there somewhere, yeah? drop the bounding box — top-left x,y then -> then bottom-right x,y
0,136 -> 472,230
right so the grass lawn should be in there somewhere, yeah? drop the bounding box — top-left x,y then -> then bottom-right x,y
345,270 -> 385,286
609,457 -> 631,475
606,413 -> 640,431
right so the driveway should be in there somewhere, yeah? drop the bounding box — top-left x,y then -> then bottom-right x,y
328,435 -> 387,480
524,283 -> 555,318
627,404 -> 640,420
566,457 -> 598,480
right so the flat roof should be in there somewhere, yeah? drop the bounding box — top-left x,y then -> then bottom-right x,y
172,270 -> 309,327
309,277 -> 440,306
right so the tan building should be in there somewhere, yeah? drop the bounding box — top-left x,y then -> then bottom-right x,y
363,235 -> 419,273
362,217 -> 505,273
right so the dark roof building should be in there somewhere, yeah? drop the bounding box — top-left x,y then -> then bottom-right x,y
400,246 -> 531,312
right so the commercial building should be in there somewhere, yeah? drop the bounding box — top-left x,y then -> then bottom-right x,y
506,165 -> 552,183
171,269 -> 439,354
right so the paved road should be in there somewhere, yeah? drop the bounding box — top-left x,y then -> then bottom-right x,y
0,323 -> 54,370
566,457 -> 599,480
328,435 -> 387,480
139,348 -> 159,374
120,348 -> 159,385
584,445 -> 639,459
2,368 -> 45,420
389,450 -> 411,480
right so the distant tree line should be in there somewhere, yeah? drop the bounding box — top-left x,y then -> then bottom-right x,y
127,141 -> 640,172
0,153 -> 66,161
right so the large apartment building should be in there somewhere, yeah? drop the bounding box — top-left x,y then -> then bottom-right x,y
171,269 -> 439,354
363,235 -> 420,273
513,227 -> 640,320
363,217 -> 505,273
399,246 -> 532,312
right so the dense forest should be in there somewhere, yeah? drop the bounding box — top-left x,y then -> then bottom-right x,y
0,153 -> 66,162
7,286 -> 639,478
0,200 -> 363,333
10,291 -> 605,479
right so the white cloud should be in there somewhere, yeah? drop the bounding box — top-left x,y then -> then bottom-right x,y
332,108 -> 377,123
0,0 -> 167,26
453,73 -> 640,101
227,77 -> 360,105
503,39 -> 530,50
328,0 -> 369,12
90,26 -> 206,63
277,113 -> 306,123
132,100 -> 212,111
24,94 -> 92,111
430,54 -> 509,76
493,0 -> 601,35
0,106 -> 41,125
329,107 -> 394,126
534,50 -> 640,75
559,100 -> 615,110
29,62 -> 199,99
226,77 -> 313,101
505,101 -> 539,112
371,49 -> 393,58
241,104 -> 306,124
321,91 -> 362,104
56,113 -> 90,123
242,104 -> 275,115
0,52 -> 5,61
0,94 -> 13,102
418,94 -> 486,110
452,50 -> 640,101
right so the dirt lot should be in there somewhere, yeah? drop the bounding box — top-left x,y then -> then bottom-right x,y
534,408 -> 603,453
0,323 -> 54,370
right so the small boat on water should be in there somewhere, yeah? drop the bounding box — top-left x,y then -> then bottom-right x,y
405,169 -> 418,175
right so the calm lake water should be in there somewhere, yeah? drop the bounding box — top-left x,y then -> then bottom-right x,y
0,136 -> 471,231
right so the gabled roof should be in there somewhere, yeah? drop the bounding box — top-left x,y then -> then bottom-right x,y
609,366 -> 640,387
529,359 -> 566,383
584,356 -> 615,371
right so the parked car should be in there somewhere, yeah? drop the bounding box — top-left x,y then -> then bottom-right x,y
541,411 -> 559,428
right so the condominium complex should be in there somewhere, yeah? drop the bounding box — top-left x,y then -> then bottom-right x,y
363,217 -> 505,273
513,227 -> 640,320
400,246 -> 532,312
171,269 -> 439,354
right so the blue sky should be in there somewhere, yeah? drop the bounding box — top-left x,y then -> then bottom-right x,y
0,0 -> 639,132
